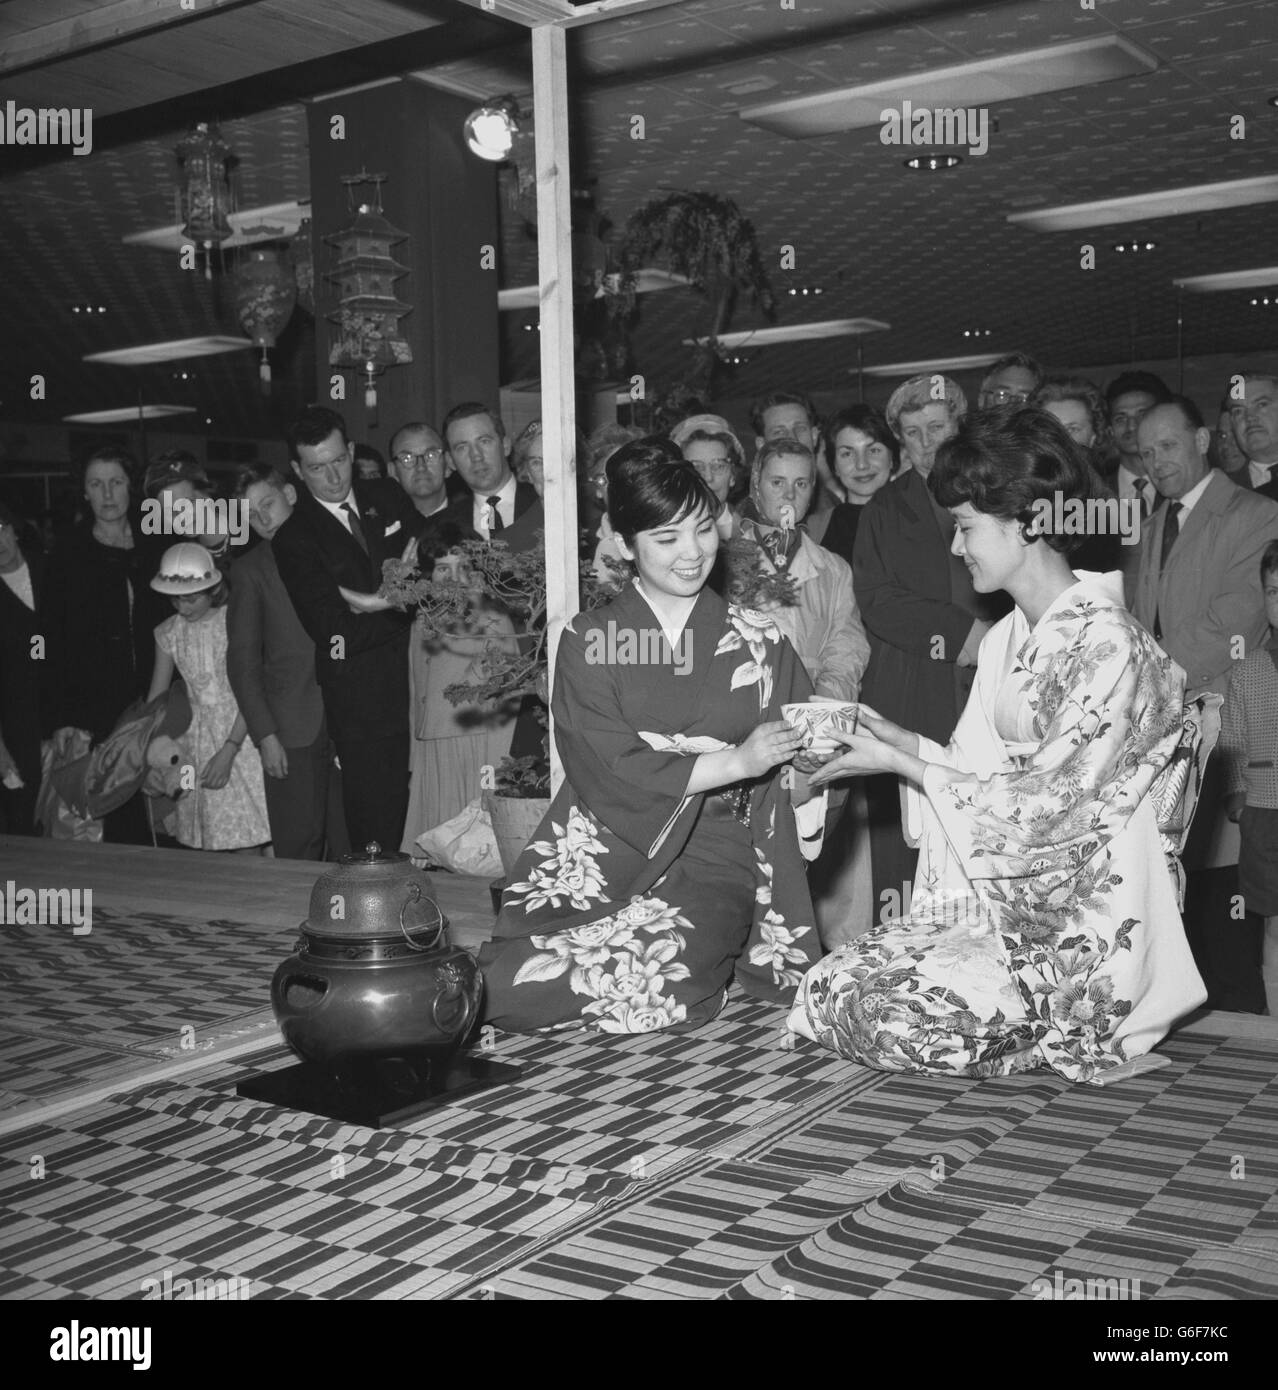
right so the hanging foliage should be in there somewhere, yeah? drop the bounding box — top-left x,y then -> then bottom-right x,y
618,191 -> 776,403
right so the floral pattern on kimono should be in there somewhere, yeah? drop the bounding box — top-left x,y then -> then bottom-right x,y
789,572 -> 1208,1081
480,582 -> 823,1035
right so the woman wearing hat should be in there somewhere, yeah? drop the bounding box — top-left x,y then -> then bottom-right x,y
670,413 -> 747,542
147,543 -> 269,852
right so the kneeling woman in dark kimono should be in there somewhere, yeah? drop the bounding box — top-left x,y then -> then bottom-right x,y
480,438 -> 826,1034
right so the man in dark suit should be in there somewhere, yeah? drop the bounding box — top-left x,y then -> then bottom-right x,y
0,501 -> 45,835
436,401 -> 542,554
1224,368 -> 1278,503
272,406 -> 423,853
227,464 -> 348,860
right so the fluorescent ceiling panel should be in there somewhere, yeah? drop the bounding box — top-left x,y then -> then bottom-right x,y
1008,175 -> 1278,232
85,336 -> 253,366
863,353 -> 1003,377
498,268 -> 689,311
683,318 -> 890,349
739,35 -> 1156,138
1173,266 -> 1278,293
123,201 -> 310,253
64,405 -> 198,424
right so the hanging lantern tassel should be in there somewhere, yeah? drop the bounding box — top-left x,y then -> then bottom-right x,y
364,363 -> 379,428
259,347 -> 272,394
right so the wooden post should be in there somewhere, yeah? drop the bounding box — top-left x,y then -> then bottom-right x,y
532,23 -> 579,797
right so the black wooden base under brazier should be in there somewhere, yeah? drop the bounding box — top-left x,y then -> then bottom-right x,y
236,1054 -> 524,1128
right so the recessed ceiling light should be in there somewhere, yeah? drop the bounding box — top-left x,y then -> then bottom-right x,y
1251,297 -> 1276,307
1008,175 -> 1278,231
962,329 -> 992,338
84,335 -> 253,366
1268,95 -> 1278,108
863,352 -> 1004,377
70,303 -> 107,315
905,154 -> 961,171
683,318 -> 890,349
739,34 -> 1156,138
63,405 -> 199,424
785,286 -> 824,296
1114,240 -> 1157,253
1173,266 -> 1278,293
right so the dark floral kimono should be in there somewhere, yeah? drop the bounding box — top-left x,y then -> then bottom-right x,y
479,581 -> 825,1034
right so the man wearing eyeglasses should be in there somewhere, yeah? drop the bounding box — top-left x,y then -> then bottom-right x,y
976,352 -> 1043,410
388,422 -> 451,526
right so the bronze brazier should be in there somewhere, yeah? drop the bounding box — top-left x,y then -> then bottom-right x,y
270,843 -> 482,1091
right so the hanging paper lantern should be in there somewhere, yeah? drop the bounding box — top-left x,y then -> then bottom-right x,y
233,248 -> 296,392
175,123 -> 234,281
325,179 -> 412,427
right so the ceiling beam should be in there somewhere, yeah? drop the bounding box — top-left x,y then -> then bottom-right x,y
447,0 -> 687,28
0,0 -> 268,78
0,6 -> 526,170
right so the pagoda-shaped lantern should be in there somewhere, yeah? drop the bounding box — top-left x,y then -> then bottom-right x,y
325,174 -> 412,427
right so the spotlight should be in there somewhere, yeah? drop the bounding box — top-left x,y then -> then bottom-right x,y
464,98 -> 521,162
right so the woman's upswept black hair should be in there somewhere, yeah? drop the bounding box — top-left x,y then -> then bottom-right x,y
929,403 -> 1091,554
606,435 -> 720,542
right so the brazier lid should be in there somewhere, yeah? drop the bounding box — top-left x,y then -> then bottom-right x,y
303,841 -> 446,943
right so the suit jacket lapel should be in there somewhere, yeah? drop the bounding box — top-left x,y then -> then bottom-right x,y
297,484 -> 372,575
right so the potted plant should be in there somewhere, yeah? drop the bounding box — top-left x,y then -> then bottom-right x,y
381,540 -> 621,874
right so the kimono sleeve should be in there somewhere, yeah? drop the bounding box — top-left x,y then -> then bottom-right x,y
551,618 -> 699,857
921,615 -> 1185,883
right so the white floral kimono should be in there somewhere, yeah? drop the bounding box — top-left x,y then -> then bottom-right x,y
479,582 -> 824,1035
789,572 -> 1207,1081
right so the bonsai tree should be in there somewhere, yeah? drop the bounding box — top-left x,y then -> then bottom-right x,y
380,540 -> 622,797
618,190 -> 776,406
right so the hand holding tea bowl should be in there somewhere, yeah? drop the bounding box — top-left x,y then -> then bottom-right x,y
804,704 -> 920,786
781,699 -> 862,774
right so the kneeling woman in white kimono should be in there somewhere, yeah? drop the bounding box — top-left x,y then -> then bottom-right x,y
481,438 -> 825,1034
789,404 -> 1206,1081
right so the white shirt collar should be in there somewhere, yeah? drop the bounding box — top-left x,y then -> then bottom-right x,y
1117,462 -> 1149,496
1172,469 -> 1213,518
1249,458 -> 1275,487
472,473 -> 518,535
315,490 -> 356,520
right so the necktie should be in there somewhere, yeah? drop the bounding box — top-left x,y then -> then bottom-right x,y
1133,476 -> 1150,518
341,502 -> 368,555
486,495 -> 505,534
1159,501 -> 1182,573
1153,502 -> 1182,641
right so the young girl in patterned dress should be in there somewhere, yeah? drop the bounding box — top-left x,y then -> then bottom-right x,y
147,543 -> 270,853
